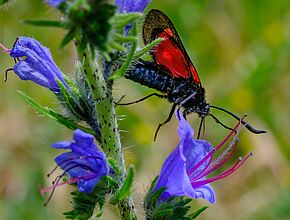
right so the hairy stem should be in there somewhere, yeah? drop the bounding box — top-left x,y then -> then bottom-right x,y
75,37 -> 136,219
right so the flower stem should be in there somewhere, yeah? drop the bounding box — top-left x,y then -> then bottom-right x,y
75,36 -> 136,219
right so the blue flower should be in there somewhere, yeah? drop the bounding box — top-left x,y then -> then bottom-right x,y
115,0 -> 151,34
153,110 -> 253,203
44,0 -> 65,7
9,36 -> 68,92
115,0 -> 151,13
52,129 -> 109,193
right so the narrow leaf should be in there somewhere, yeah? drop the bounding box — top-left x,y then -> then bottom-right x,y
133,38 -> 164,59
113,33 -> 138,43
110,23 -> 137,80
18,91 -> 95,135
60,28 -> 76,49
22,20 -> 65,28
57,79 -> 83,117
111,13 -> 142,29
110,165 -> 135,205
189,206 -> 208,219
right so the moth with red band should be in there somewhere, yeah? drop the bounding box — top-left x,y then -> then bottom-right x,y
121,9 -> 266,140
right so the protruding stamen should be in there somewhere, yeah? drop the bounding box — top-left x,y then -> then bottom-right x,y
215,118 -> 242,151
47,165 -> 59,177
191,152 -> 253,187
41,177 -> 79,206
201,141 -> 239,178
0,43 -> 11,54
187,149 -> 216,177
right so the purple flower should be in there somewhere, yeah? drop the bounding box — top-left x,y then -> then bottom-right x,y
115,0 -> 151,13
153,110 -> 253,203
44,0 -> 65,7
115,0 -> 151,34
9,36 -> 67,92
51,129 -> 109,193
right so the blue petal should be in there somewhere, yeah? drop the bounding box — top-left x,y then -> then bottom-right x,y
73,129 -> 95,149
177,111 -> 213,175
10,36 -> 67,92
51,141 -> 72,149
44,0 -> 65,7
115,0 -> 151,34
153,110 -> 216,203
192,183 -> 216,203
52,129 -> 110,194
78,177 -> 101,193
116,0 -> 151,13
153,142 -> 194,201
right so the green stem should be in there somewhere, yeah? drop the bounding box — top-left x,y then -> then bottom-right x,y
75,36 -> 137,220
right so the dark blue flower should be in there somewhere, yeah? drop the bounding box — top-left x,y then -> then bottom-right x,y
9,36 -> 68,92
115,0 -> 151,34
153,110 -> 252,203
52,129 -> 109,193
44,0 -> 65,7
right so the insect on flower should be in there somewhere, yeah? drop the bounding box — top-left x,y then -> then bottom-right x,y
122,9 -> 266,140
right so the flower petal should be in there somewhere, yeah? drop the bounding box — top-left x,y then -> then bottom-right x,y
116,0 -> 151,13
10,36 -> 67,92
44,0 -> 65,7
192,183 -> 216,203
51,141 -> 72,149
78,177 -> 101,193
73,129 -> 95,149
153,142 -> 194,201
153,110 -> 216,203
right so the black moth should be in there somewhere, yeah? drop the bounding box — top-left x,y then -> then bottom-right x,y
119,9 -> 266,139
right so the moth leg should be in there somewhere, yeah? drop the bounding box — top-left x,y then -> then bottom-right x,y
197,117 -> 205,139
115,93 -> 166,106
154,103 -> 177,141
4,68 -> 13,82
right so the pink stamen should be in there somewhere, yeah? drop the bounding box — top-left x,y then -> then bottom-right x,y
215,121 -> 240,151
40,177 -> 79,196
200,140 -> 239,178
191,152 -> 253,188
190,124 -> 244,181
187,149 -> 215,177
0,43 -> 11,54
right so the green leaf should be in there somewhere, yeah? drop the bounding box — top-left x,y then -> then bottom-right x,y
109,41 -> 126,52
57,79 -> 84,118
133,38 -> 164,59
147,187 -> 166,208
110,165 -> 135,205
18,91 -> 95,135
111,12 -> 142,29
113,33 -> 138,43
189,206 -> 208,219
110,22 -> 138,80
107,158 -> 122,176
60,28 -> 76,49
22,20 -> 65,28
0,0 -> 8,5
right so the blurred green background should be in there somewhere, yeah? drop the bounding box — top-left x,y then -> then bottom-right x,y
0,0 -> 290,219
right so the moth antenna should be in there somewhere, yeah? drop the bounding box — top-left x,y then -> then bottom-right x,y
209,105 -> 266,134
